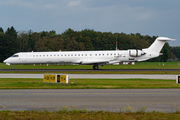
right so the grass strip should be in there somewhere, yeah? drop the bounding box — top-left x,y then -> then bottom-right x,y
1,71 -> 180,74
1,62 -> 180,74
0,110 -> 180,120
0,78 -> 180,89
1,62 -> 180,69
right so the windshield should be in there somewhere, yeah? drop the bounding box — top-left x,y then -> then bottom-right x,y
11,55 -> 19,57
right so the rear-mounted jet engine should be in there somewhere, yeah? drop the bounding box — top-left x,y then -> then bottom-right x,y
129,50 -> 146,57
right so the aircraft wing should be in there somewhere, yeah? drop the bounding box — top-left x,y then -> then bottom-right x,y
78,60 -> 108,65
137,58 -> 150,62
77,55 -> 122,65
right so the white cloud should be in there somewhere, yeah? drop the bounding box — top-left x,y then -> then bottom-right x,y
1,0 -> 56,10
0,0 -> 179,46
41,4 -> 56,10
80,4 -> 156,22
67,0 -> 81,7
138,11 -> 155,21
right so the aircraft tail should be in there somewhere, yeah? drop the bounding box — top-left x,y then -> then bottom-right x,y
146,37 -> 175,53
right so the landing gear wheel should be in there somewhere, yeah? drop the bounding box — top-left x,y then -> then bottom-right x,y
93,65 -> 99,70
12,65 -> 14,70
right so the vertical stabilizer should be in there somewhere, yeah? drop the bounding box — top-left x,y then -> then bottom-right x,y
147,37 -> 175,53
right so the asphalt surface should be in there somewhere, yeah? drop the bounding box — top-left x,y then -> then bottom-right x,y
0,89 -> 180,112
0,69 -> 180,72
0,71 -> 180,112
0,73 -> 178,79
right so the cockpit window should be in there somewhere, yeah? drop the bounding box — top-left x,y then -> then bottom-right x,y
11,55 -> 19,57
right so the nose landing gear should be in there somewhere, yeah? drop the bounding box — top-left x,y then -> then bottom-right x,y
11,65 -> 14,70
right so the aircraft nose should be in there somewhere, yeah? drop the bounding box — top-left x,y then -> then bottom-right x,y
3,59 -> 10,63
3,59 -> 7,63
3,58 -> 11,65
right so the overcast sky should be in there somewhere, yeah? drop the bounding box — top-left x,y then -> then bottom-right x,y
0,0 -> 179,46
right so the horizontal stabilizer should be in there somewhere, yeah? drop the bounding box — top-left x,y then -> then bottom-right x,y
156,37 -> 176,41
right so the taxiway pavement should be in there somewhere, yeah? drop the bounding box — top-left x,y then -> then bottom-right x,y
0,73 -> 178,79
0,89 -> 180,112
0,73 -> 179,112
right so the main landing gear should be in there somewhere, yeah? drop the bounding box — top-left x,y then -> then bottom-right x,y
92,65 -> 99,70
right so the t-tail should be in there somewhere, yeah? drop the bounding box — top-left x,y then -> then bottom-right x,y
145,37 -> 175,53
138,37 -> 176,61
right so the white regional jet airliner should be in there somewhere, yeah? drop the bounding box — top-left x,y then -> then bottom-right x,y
3,37 -> 175,70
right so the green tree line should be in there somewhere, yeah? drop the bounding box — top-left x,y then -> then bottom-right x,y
0,26 -> 179,62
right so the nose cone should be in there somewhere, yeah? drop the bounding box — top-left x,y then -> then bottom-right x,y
3,59 -> 7,63
3,58 -> 11,65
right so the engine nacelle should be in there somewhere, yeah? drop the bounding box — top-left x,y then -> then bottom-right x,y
129,49 -> 145,57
